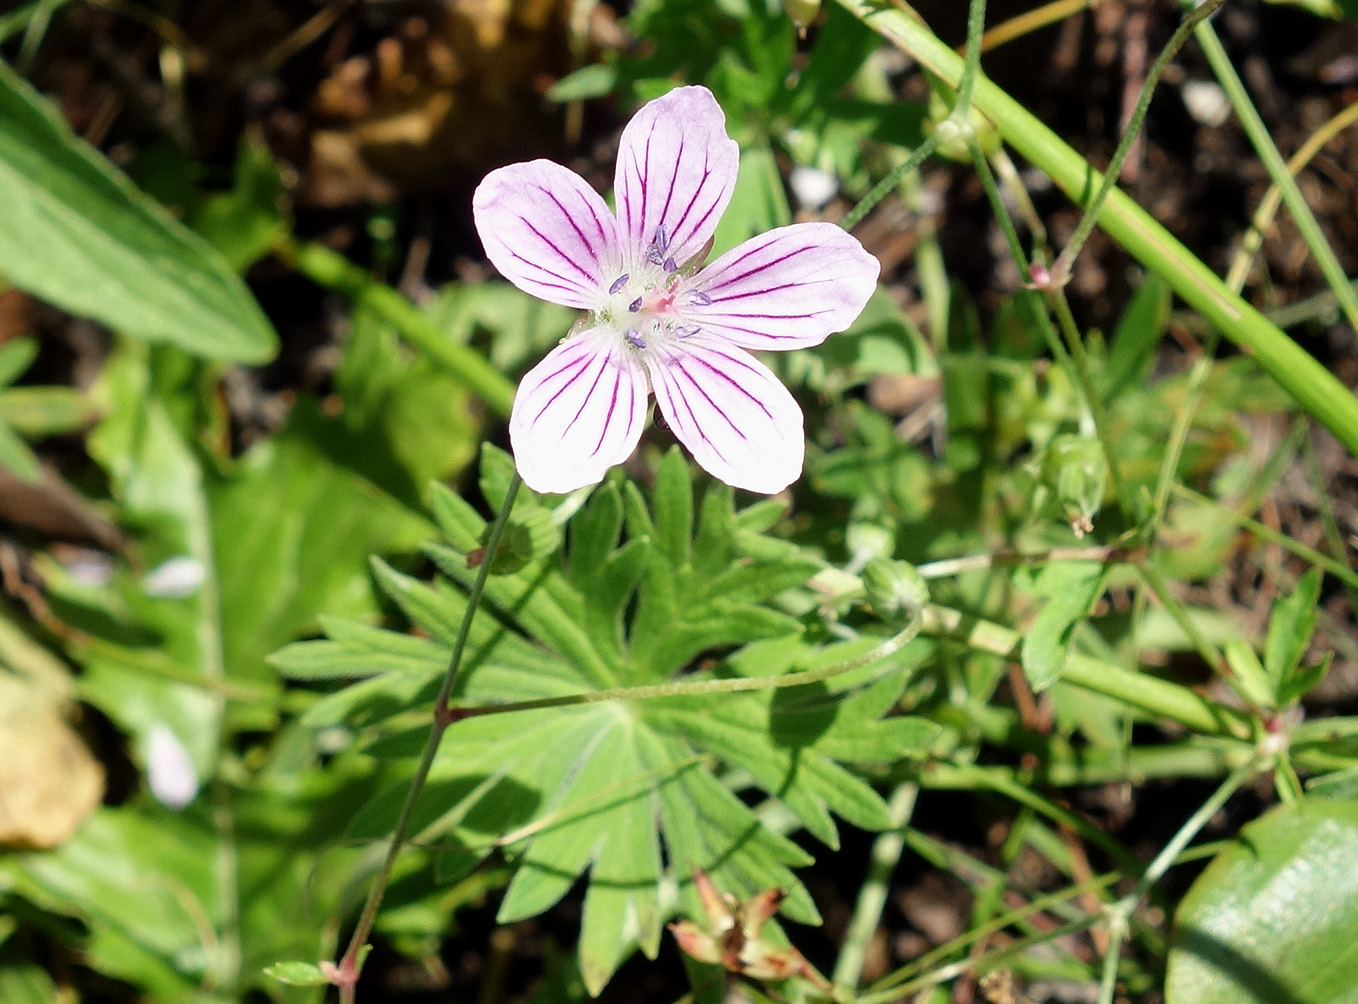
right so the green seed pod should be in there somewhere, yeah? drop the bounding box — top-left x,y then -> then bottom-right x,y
1039,434 -> 1108,537
862,558 -> 930,621
786,0 -> 821,31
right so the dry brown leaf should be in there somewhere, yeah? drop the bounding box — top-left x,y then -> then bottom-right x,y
0,609 -> 103,850
304,0 -> 573,206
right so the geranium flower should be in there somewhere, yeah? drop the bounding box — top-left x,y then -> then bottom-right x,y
473,85 -> 879,494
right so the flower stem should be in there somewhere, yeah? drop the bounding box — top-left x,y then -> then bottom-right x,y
1048,0 -> 1228,285
332,471 -> 522,1002
1096,758 -> 1258,1004
451,614 -> 924,719
840,0 -> 987,231
1194,14 -> 1358,335
833,0 -> 1358,456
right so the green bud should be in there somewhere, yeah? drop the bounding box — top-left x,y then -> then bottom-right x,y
925,88 -> 1001,163
1039,434 -> 1108,537
862,558 -> 929,620
846,521 -> 895,565
786,0 -> 821,30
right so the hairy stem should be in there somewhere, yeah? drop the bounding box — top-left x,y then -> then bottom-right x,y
334,471 -> 522,1002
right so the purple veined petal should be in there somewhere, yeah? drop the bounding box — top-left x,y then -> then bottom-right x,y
614,86 -> 739,271
648,336 -> 804,495
473,160 -> 622,309
686,222 -> 880,351
509,327 -> 650,494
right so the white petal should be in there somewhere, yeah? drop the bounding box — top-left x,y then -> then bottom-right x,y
648,337 -> 804,495
614,86 -> 739,270
473,160 -> 622,309
509,328 -> 650,494
147,723 -> 199,810
687,222 -> 879,351
142,556 -> 206,598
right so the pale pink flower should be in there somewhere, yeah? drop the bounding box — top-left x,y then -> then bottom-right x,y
473,85 -> 879,495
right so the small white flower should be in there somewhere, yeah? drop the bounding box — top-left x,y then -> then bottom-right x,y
146,723 -> 198,810
142,556 -> 206,599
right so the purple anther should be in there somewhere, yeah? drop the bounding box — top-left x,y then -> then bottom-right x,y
688,290 -> 713,306
663,257 -> 677,273
609,274 -> 630,295
625,329 -> 647,349
628,297 -> 643,313
653,224 -> 670,252
674,324 -> 701,338
646,245 -> 666,266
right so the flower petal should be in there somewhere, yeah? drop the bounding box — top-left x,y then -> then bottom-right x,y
473,160 -> 622,309
509,328 -> 649,494
648,337 -> 804,495
686,222 -> 879,350
614,86 -> 739,271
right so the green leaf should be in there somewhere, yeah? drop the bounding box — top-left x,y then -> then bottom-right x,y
288,452 -> 911,993
263,961 -> 332,987
1264,568 -> 1321,695
0,60 -> 277,362
1167,799 -> 1358,1004
547,63 -> 618,102
190,138 -> 286,271
0,414 -> 40,482
1020,562 -> 1107,691
1104,273 -> 1170,400
0,337 -> 36,386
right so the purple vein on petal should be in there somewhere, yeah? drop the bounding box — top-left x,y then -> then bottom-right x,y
703,311 -> 831,321
702,281 -> 827,302
506,252 -> 584,296
638,124 -> 655,239
656,136 -> 686,230
684,352 -> 774,424
562,353 -> 610,439
573,184 -> 611,248
521,217 -> 597,284
659,364 -> 727,461
540,187 -> 601,266
705,243 -> 815,289
532,350 -> 594,423
670,358 -> 748,438
592,363 -> 622,458
668,151 -> 714,250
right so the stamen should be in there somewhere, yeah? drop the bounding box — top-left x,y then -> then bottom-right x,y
674,324 -> 701,338
653,224 -> 670,252
609,274 -> 630,295
663,257 -> 677,273
688,290 -> 713,306
625,329 -> 647,349
646,245 -> 666,266
628,297 -> 643,313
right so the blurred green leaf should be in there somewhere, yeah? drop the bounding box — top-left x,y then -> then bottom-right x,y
1104,274 -> 1170,401
1264,568 -> 1321,695
191,138 -> 287,271
0,60 -> 277,362
1167,799 -> 1358,1004
264,961 -> 331,987
1021,561 -> 1107,691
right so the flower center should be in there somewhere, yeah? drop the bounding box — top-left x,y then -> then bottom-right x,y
594,227 -> 706,352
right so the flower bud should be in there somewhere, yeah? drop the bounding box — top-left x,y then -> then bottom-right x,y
862,558 -> 929,620
1038,434 -> 1107,537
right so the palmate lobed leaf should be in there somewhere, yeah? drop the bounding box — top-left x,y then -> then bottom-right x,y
291,447 -> 933,993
